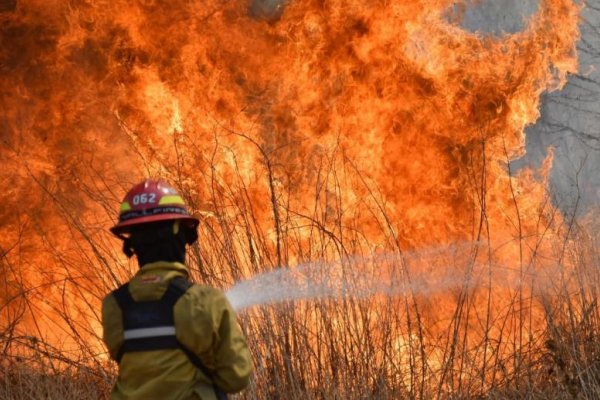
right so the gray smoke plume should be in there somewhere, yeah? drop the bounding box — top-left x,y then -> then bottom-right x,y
459,0 -> 539,35
458,0 -> 600,215
249,0 -> 289,22
522,2 -> 600,216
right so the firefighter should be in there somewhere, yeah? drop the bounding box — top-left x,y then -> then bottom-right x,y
102,179 -> 252,400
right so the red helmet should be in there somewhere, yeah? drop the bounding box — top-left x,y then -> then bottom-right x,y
110,179 -> 199,237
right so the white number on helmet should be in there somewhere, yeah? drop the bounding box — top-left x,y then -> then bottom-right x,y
132,193 -> 157,205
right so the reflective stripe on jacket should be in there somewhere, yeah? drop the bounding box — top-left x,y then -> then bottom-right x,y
102,261 -> 252,400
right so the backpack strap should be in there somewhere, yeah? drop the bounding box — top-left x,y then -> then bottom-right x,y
112,279 -> 182,361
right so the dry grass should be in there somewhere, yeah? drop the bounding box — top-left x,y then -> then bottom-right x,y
1,141 -> 599,399
0,363 -> 111,400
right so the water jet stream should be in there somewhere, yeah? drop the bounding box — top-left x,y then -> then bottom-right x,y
225,243 -> 537,312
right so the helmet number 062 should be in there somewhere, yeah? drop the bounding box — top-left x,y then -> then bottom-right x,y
132,193 -> 156,205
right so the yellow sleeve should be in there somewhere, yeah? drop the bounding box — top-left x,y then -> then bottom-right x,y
211,291 -> 253,392
175,286 -> 253,393
101,294 -> 124,361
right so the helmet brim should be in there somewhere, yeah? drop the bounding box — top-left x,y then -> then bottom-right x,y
110,214 -> 200,236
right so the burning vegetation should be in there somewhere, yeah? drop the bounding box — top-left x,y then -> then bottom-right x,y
1,0 -> 599,398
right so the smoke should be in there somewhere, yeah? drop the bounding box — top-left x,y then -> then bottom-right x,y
451,0 -> 600,214
523,2 -> 600,215
456,0 -> 539,35
249,0 -> 289,21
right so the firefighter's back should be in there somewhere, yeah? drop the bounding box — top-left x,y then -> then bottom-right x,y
103,262 -> 250,400
113,348 -> 200,400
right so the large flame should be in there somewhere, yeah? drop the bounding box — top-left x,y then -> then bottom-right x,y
0,0 -> 581,394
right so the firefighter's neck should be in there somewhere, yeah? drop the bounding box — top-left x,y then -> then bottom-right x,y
138,261 -> 189,276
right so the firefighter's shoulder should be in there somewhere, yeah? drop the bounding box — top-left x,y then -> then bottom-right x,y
178,283 -> 232,313
174,283 -> 233,351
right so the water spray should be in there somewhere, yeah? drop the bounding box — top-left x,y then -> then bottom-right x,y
225,242 -> 542,312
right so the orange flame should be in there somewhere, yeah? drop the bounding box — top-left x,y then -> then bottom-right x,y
0,0 -> 582,392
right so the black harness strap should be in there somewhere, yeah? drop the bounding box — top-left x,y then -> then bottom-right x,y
113,280 -> 180,359
112,276 -> 227,399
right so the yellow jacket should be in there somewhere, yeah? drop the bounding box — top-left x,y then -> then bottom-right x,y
102,262 -> 252,400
